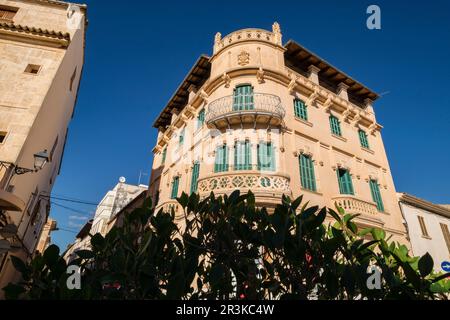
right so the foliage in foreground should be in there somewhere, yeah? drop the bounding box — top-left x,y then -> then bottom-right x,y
3,191 -> 450,300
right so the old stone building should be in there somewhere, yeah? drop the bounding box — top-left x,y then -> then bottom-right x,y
0,0 -> 86,290
148,23 -> 408,244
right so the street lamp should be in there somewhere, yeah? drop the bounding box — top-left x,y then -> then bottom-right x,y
33,150 -> 49,171
11,150 -> 49,175
0,149 -> 50,190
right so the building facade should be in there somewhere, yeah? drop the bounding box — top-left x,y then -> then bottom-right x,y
398,193 -> 450,271
35,217 -> 57,253
148,23 -> 408,244
89,178 -> 147,237
63,219 -> 91,263
0,0 -> 86,290
64,178 -> 147,261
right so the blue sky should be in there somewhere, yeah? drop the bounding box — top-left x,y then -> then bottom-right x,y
50,0 -> 450,249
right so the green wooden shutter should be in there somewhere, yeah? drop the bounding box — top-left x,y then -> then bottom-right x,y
337,169 -> 354,195
299,154 -> 316,191
235,141 -> 251,170
257,143 -> 263,171
197,109 -> 205,128
171,176 -> 179,199
190,162 -> 200,194
294,99 -> 308,120
233,85 -> 253,111
359,130 -> 369,149
161,148 -> 167,165
245,140 -> 251,170
268,142 -> 275,171
214,145 -> 222,172
369,180 -> 384,212
258,142 -> 275,171
215,145 -> 228,172
235,141 -> 242,170
224,145 -> 229,172
179,128 -> 185,145
330,115 -> 342,136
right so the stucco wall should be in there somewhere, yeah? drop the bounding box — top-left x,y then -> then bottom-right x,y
400,202 -> 450,271
149,24 -> 408,245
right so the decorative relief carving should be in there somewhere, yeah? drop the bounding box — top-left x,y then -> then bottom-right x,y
323,96 -> 333,113
198,173 -> 290,195
199,89 -> 209,103
238,50 -> 250,66
256,67 -> 265,83
352,113 -> 362,126
342,109 -> 351,122
222,73 -> 231,88
307,90 -> 319,108
287,73 -> 297,94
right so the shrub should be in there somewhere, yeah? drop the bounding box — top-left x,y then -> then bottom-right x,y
3,191 -> 449,300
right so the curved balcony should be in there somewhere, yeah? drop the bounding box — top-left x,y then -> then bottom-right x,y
205,93 -> 286,129
197,171 -> 291,201
332,195 -> 378,216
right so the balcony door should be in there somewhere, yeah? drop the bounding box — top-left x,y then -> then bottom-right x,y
233,85 -> 254,111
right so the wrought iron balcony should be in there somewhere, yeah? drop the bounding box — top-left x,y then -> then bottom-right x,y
205,93 -> 286,129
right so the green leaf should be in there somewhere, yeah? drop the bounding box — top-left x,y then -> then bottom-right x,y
43,244 -> 60,266
418,253 -> 434,278
431,273 -> 450,283
358,240 -> 379,252
2,283 -> 26,300
371,228 -> 386,241
76,250 -> 95,260
177,192 -> 189,208
90,233 -> 105,250
291,195 -> 303,211
327,208 -> 341,222
10,256 -> 28,275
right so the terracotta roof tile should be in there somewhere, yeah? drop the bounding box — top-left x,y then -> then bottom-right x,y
0,21 -> 70,41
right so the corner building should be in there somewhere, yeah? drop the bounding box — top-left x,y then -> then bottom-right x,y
149,23 -> 408,244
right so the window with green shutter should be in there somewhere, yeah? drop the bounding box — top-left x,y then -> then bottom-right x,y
214,144 -> 229,173
337,168 -> 354,195
294,99 -> 308,121
171,176 -> 180,199
299,154 -> 317,192
359,129 -> 370,149
161,147 -> 167,165
369,179 -> 384,212
197,109 -> 205,129
190,162 -> 200,194
179,127 -> 185,145
257,142 -> 275,171
329,115 -> 342,136
234,140 -> 251,170
233,85 -> 254,111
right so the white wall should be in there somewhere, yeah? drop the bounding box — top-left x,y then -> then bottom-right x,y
400,202 -> 450,271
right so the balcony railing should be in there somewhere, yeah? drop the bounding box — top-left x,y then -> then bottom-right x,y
332,195 -> 378,216
205,93 -> 286,129
197,171 -> 291,197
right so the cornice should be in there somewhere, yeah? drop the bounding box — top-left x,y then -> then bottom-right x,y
398,193 -> 450,219
19,0 -> 87,11
155,65 -> 380,149
0,21 -> 70,47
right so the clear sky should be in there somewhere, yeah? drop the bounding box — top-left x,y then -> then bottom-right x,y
50,0 -> 450,249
